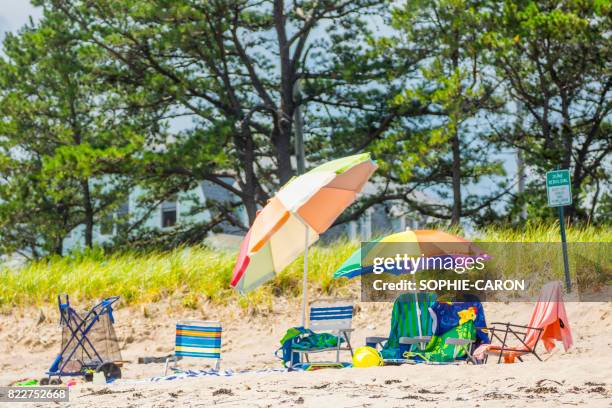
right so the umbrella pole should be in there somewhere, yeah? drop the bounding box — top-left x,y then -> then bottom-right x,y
301,227 -> 309,328
415,293 -> 423,336
414,273 -> 423,342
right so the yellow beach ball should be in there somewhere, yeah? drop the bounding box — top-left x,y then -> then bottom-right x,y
353,346 -> 383,368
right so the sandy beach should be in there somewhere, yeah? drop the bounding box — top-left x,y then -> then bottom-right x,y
0,0 -> 608,406
0,296 -> 610,407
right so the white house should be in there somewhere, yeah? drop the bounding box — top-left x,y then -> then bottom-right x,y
62,176 -> 438,252
62,179 -> 246,252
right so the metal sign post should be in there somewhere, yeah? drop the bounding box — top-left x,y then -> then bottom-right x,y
546,169 -> 572,292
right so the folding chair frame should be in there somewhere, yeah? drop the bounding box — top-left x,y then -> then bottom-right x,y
399,335 -> 432,351
293,298 -> 354,367
445,338 -> 477,364
484,322 -> 544,364
294,328 -> 354,365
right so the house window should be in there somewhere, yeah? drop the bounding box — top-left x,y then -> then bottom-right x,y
100,214 -> 114,236
116,202 -> 130,235
161,200 -> 177,228
100,201 -> 130,237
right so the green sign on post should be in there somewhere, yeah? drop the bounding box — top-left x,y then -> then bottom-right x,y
546,169 -> 572,207
546,169 -> 572,292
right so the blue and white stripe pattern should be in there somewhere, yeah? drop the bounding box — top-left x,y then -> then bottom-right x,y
309,300 -> 353,331
175,320 -> 221,361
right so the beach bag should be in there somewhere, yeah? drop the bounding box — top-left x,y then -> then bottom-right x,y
276,327 -> 313,367
276,327 -> 344,367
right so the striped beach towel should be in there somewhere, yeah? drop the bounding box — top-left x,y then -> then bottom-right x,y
381,292 -> 437,359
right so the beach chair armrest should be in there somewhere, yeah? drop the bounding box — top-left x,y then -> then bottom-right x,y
486,322 -> 544,345
366,336 -> 387,342
399,336 -> 431,345
337,329 -> 354,342
365,336 -> 387,349
337,328 -> 354,333
488,322 -> 543,332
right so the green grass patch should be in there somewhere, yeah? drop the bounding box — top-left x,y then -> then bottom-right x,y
0,223 -> 609,308
0,240 -> 359,308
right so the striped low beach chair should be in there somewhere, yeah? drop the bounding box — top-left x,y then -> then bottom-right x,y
164,320 -> 222,375
292,298 -> 354,366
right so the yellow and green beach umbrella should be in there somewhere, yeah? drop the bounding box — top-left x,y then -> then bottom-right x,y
333,229 -> 487,278
333,229 -> 487,338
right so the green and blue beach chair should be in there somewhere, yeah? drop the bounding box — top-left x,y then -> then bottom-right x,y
164,320 -> 222,375
366,292 -> 438,361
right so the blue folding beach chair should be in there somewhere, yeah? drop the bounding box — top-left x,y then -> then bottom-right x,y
164,320 -> 222,375
290,298 -> 354,367
44,295 -> 122,384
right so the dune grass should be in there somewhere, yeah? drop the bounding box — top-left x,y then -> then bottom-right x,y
0,223 -> 609,308
0,240 -> 359,309
477,222 -> 611,243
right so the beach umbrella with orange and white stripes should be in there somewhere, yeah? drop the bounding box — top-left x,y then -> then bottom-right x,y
230,153 -> 377,325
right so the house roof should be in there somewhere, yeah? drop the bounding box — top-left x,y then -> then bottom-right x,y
200,178 -> 241,204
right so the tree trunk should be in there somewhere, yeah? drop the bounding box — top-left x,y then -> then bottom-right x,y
450,32 -> 462,226
293,80 -> 306,175
273,0 -> 295,185
276,121 -> 294,184
588,177 -> 600,222
450,130 -> 462,225
241,160 -> 258,225
237,124 -> 259,225
81,179 -> 94,248
54,239 -> 63,256
560,95 -> 575,220
517,149 -> 527,222
30,243 -> 40,259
